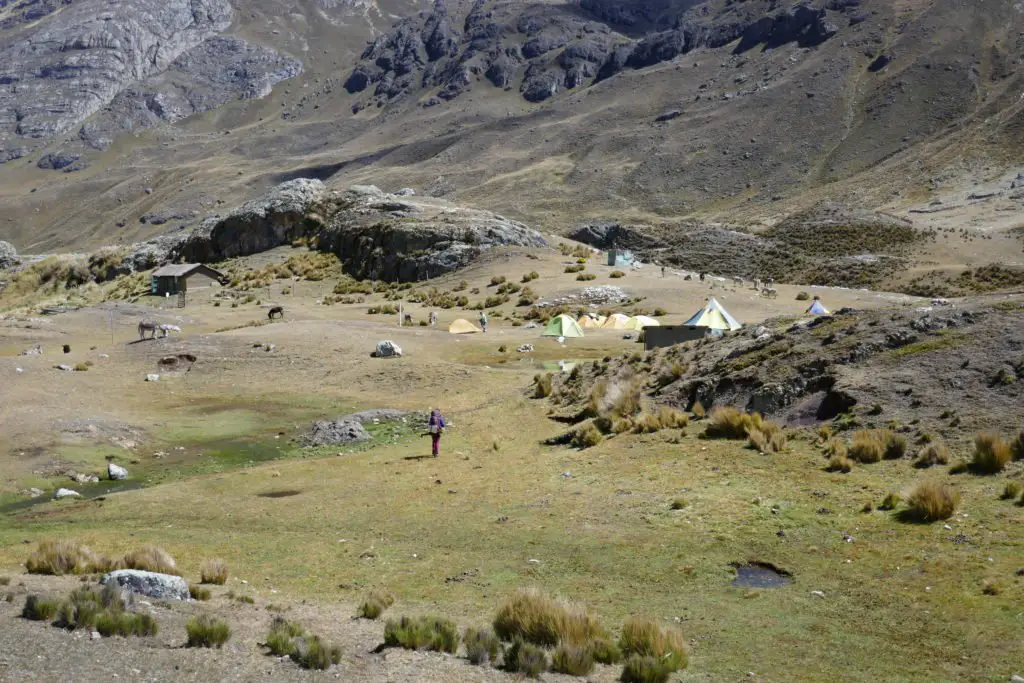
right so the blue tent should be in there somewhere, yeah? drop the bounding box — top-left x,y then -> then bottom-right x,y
806,299 -> 830,315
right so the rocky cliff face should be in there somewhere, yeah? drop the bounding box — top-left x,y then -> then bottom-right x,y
0,0 -> 301,168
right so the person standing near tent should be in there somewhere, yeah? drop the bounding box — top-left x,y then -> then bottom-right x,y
427,408 -> 446,457
479,310 -> 488,333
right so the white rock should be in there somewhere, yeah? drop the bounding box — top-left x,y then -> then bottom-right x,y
102,570 -> 189,601
55,488 -> 81,499
527,558 -> 541,564
810,590 -> 825,598
145,374 -> 160,382
1010,675 -> 1024,683
90,631 -> 101,641
56,364 -> 73,371
108,463 -> 128,480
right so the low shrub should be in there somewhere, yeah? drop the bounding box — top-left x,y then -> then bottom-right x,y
816,424 -> 832,442
590,636 -> 623,664
22,595 -> 59,621
493,588 -> 606,647
879,492 -> 901,510
795,291 -> 810,301
26,540 -> 117,576
576,273 -> 597,281
189,585 -> 211,601
564,264 -> 585,274
691,401 -> 706,419
981,579 -> 1002,596
849,430 -> 885,464
905,480 -> 960,522
95,612 -> 158,637
464,627 -> 500,665
533,373 -> 553,399
121,546 -> 178,575
291,634 -> 342,670
657,406 -> 688,429
383,615 -> 459,653
572,423 -> 603,449
522,271 -> 539,283
503,639 -> 548,678
489,276 -> 507,287
186,614 -> 231,648
748,428 -> 769,453
609,270 -> 626,279
971,433 -> 1011,474
1011,430 -> 1024,460
618,618 -> 687,673
703,406 -> 753,439
914,441 -> 950,468
883,431 -> 908,459
551,643 -> 595,676
266,617 -> 305,656
200,559 -> 228,585
357,589 -> 395,619
1000,481 -> 1022,500
73,363 -> 89,372
826,456 -> 853,473
621,655 -> 672,683
669,498 -> 687,510
652,307 -> 667,317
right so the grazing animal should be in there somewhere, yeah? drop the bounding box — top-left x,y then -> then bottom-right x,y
403,313 -> 413,325
138,320 -> 158,339
268,306 -> 284,320
732,276 -> 744,287
428,311 -> 438,326
699,272 -> 707,282
763,277 -> 775,288
761,287 -> 778,299
157,324 -> 181,338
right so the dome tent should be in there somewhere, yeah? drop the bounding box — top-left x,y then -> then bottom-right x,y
683,297 -> 742,331
448,318 -> 482,334
600,313 -> 631,329
806,298 -> 830,315
626,315 -> 660,330
542,314 -> 584,338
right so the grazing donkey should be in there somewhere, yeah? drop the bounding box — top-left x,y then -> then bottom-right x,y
138,320 -> 159,339
761,287 -> 778,299
268,306 -> 284,320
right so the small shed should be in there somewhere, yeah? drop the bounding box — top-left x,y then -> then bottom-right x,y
643,325 -> 706,351
151,264 -> 225,296
607,249 -> 634,267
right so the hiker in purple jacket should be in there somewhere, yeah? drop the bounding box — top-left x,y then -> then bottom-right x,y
428,408 -> 446,457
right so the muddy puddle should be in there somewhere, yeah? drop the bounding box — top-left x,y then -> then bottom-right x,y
731,562 -> 793,588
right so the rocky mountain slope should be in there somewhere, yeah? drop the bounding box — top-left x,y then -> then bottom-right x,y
0,0 -> 1022,283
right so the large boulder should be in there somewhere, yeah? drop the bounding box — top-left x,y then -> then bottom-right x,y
107,463 -> 128,480
303,419 -> 371,447
0,240 -> 17,269
102,569 -> 189,601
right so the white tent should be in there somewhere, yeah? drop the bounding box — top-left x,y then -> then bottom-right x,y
626,315 -> 660,330
683,297 -> 742,331
806,299 -> 830,315
601,313 -> 631,330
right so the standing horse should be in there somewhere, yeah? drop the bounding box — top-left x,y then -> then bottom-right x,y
138,320 -> 158,339
268,306 -> 284,320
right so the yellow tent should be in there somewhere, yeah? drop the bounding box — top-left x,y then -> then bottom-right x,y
601,313 -> 631,329
448,318 -> 482,334
626,315 -> 660,330
578,314 -> 601,328
683,297 -> 742,331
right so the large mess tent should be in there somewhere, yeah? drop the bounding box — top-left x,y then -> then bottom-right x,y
542,314 -> 585,338
448,318 -> 482,334
683,297 -> 742,331
806,298 -> 830,315
601,313 -> 632,329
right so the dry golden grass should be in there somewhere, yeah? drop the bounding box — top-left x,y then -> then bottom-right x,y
914,441 -> 950,468
121,546 -> 179,575
618,617 -> 688,672
200,558 -> 228,585
849,430 -> 885,463
692,401 -> 706,419
493,587 -> 606,647
551,643 -> 595,676
25,540 -> 117,576
826,455 -> 854,473
1011,430 -> 1024,460
905,480 -> 960,522
971,433 -> 1011,474
704,406 -> 755,439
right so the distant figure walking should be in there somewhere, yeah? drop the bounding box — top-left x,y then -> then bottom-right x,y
479,311 -> 488,333
268,306 -> 284,320
661,265 -> 666,278
699,272 -> 707,282
428,408 -> 446,457
429,311 -> 438,327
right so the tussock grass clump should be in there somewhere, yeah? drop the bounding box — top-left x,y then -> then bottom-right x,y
572,422 -> 603,449
186,614 -> 232,648
816,424 -> 832,442
552,643 -> 595,676
73,362 -> 89,372
669,498 -> 687,510
121,546 -> 178,575
26,540 -> 117,576
291,634 -> 342,670
95,612 -> 158,637
200,559 -> 228,585
905,480 -> 960,522
503,639 -> 548,678
656,406 -> 688,429
189,585 -> 211,601
489,275 -> 507,287
609,270 -> 626,279
1011,430 -> 1024,460
914,441 -> 950,468
883,431 -> 908,459
0,576 -> 9,586
564,264 -> 585,274
981,579 -> 1002,596
1000,481 -> 1022,500
691,401 -> 706,419
384,615 -> 459,653
618,618 -> 687,673
577,273 -> 597,281
848,430 -> 885,463
533,373 -> 553,399
590,636 -> 623,664
703,406 -> 755,439
621,655 -> 672,683
357,589 -> 395,619
22,595 -> 60,621
266,617 -> 306,656
879,493 -> 901,510
522,271 -> 539,283
971,433 -> 1011,474
826,456 -> 853,473
824,438 -> 847,458
464,627 -> 500,665
494,588 -> 606,647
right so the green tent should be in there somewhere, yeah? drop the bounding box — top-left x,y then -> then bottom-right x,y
542,314 -> 585,338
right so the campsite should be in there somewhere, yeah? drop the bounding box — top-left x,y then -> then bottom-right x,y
1,232 -> 1022,682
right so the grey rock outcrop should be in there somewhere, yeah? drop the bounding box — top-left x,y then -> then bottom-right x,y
570,221 -> 666,251
102,569 -> 189,600
0,240 -> 17,269
315,185 -> 549,281
107,463 -> 128,480
303,419 -> 371,447
178,178 -> 327,262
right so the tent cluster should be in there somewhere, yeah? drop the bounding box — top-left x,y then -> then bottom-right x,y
445,313 -> 663,338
